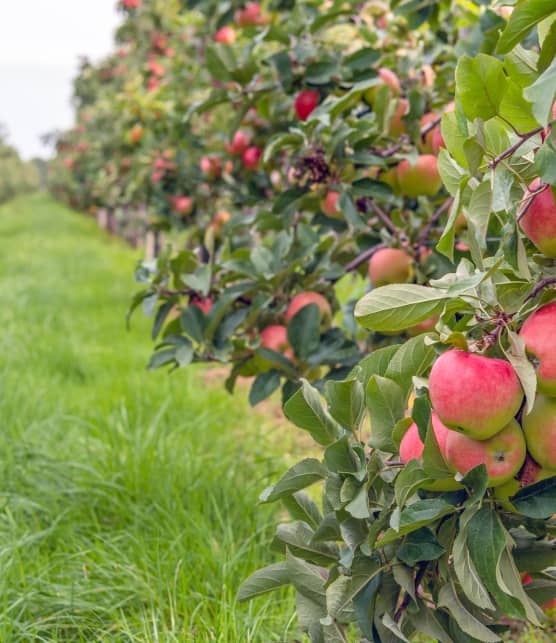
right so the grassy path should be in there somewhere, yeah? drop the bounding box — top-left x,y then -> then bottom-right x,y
0,195 -> 297,642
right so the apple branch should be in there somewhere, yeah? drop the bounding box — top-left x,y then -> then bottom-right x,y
367,200 -> 398,234
487,121 -> 555,170
525,276 -> 556,302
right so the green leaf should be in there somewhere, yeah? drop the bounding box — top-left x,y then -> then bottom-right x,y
438,582 -> 501,642
538,15 -> 556,71
261,458 -> 328,504
385,334 -> 435,395
284,379 -> 342,446
366,375 -> 406,453
396,527 -> 445,567
324,378 -> 365,431
249,370 -> 281,406
455,54 -> 507,120
502,331 -> 537,415
354,285 -> 450,333
326,554 -> 383,620
524,57 -> 556,126
394,460 -> 431,509
324,436 -> 360,474
497,0 -> 556,54
408,601 -> 454,643
288,303 -> 321,360
534,128 -> 556,184
180,305 -> 206,343
510,475 -> 556,518
286,550 -> 327,607
467,180 -> 492,252
283,492 -> 323,530
351,345 -> 400,386
237,562 -> 290,601
273,521 -> 339,565
379,499 -> 455,545
436,190 -> 461,261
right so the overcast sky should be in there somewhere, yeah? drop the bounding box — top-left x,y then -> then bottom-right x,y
0,1 -> 121,159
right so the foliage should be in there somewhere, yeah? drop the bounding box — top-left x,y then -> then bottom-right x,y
0,126 -> 39,203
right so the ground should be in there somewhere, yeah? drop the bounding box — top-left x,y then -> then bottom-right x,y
0,194 -> 298,642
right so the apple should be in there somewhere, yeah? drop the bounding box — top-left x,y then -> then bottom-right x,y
444,419 -> 526,487
173,196 -> 193,215
226,130 -> 250,155
260,325 -> 294,360
294,90 -> 320,121
242,146 -> 262,170
190,296 -> 213,314
363,67 -> 401,105
519,302 -> 556,397
519,178 -> 556,258
148,60 -> 165,77
388,98 -> 408,137
368,248 -> 414,288
200,155 -> 222,180
285,291 -> 331,323
128,124 -> 144,144
397,155 -> 442,198
122,0 -> 141,8
429,350 -> 524,440
418,112 -> 439,154
235,3 -> 268,27
147,77 -> 160,92
522,395 -> 556,471
214,26 -> 236,44
321,191 -> 341,218
151,170 -> 164,184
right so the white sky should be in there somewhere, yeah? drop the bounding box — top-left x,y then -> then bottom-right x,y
0,1 -> 121,159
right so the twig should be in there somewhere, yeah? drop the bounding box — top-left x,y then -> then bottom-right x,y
525,276 -> 556,302
416,197 -> 454,251
420,115 -> 441,140
367,200 -> 398,234
487,122 -> 554,170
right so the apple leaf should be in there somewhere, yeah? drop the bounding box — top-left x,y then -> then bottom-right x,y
497,0 -> 556,54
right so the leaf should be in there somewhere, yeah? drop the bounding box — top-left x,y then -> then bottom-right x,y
324,378 -> 365,431
385,334 -> 435,395
286,550 -> 327,607
502,330 -> 537,414
326,554 -> 383,620
288,303 -> 321,360
352,345 -> 400,386
538,15 -> 556,71
534,128 -> 556,184
355,285 -> 450,333
366,375 -> 406,453
283,492 -> 323,530
324,436 -> 360,474
249,370 -> 281,406
524,57 -> 556,126
510,475 -> 556,518
378,499 -> 456,545
394,460 -> 431,509
273,521 -> 339,565
261,458 -> 328,504
396,527 -> 445,566
467,180 -> 492,251
180,305 -> 206,343
237,562 -> 290,601
284,379 -> 342,446
436,190 -> 461,261
438,582 -> 501,642
408,601 -> 454,643
497,0 -> 556,54
455,54 -> 507,120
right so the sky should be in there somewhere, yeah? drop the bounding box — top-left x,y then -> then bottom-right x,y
0,1 -> 121,159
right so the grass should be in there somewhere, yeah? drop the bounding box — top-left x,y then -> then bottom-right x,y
0,194 -> 299,641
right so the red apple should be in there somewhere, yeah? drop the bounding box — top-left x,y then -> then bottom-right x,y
226,130 -> 250,155
321,191 -> 342,218
260,325 -> 294,360
214,26 -> 236,45
429,350 -> 524,440
368,248 -> 414,288
522,395 -> 556,471
200,155 -> 222,180
242,146 -> 262,170
363,67 -> 401,105
418,112 -> 439,154
520,178 -> 556,258
407,316 -> 438,336
191,296 -> 213,314
388,98 -> 409,137
397,155 -> 442,198
444,419 -> 526,487
519,302 -> 556,397
148,61 -> 165,77
285,291 -> 331,323
235,3 -> 268,27
122,0 -> 141,8
173,196 -> 193,215
294,90 -> 320,121
129,124 -> 144,144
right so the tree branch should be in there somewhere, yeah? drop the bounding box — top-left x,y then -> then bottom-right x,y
367,200 -> 398,234
525,276 -> 556,302
487,122 -> 554,170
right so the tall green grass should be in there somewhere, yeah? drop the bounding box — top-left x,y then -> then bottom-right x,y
0,195 -> 298,641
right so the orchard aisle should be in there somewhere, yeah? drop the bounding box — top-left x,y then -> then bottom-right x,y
0,195 -> 296,642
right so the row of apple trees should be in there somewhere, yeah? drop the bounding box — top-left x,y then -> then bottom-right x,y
0,126 -> 40,204
51,1 -> 556,641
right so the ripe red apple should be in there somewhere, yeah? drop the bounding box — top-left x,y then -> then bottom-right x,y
214,26 -> 236,44
363,67 -> 401,105
321,191 -> 341,218
368,248 -> 414,288
235,3 -> 268,27
285,291 -> 331,323
148,60 -> 165,77
122,0 -> 141,8
397,155 -> 442,198
242,146 -> 262,170
294,90 -> 320,121
260,325 -> 294,360
200,155 -> 222,180
191,296 -> 213,314
151,170 -> 164,184
129,124 -> 144,144
444,419 -> 526,487
173,196 -> 193,215
418,112 -> 439,154
429,350 -> 524,440
226,130 -> 250,155
522,395 -> 556,471
519,178 -> 556,258
520,302 -> 556,397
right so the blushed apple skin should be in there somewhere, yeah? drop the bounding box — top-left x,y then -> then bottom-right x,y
399,413 -> 461,491
444,419 -> 526,487
260,324 -> 294,360
429,350 -> 524,440
321,191 -> 341,218
396,155 -> 442,198
519,302 -> 556,397
522,395 -> 556,471
363,67 -> 400,105
520,179 -> 556,258
285,291 -> 331,323
368,248 -> 413,288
